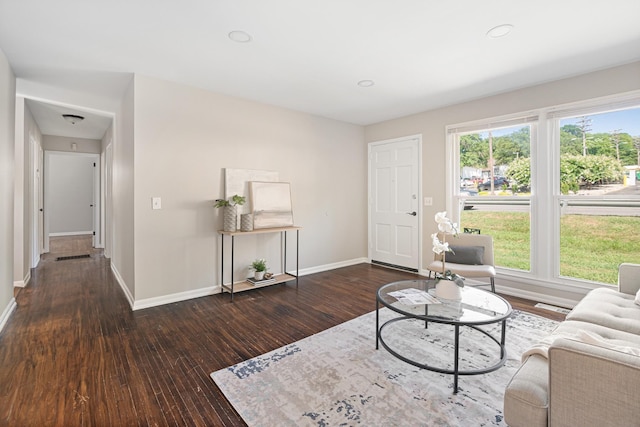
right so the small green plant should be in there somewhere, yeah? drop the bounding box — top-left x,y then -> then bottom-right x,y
214,195 -> 246,208
250,258 -> 267,272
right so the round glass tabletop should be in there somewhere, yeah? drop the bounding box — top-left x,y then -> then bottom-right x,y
377,279 -> 512,325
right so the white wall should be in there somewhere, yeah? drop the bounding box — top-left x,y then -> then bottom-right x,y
364,61 -> 640,302
131,75 -> 366,302
101,124 -> 114,257
13,99 -> 42,286
42,135 -> 101,154
0,48 -> 16,330
46,153 -> 95,235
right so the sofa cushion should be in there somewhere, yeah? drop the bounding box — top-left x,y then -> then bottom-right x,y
555,320 -> 640,348
504,354 -> 549,427
566,287 -> 640,334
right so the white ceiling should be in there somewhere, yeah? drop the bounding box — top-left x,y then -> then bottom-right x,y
1,0 -> 640,139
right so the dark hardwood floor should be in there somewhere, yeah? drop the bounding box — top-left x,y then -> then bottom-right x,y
0,237 -> 565,426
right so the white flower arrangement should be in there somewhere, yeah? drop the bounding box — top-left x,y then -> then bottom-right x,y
431,211 -> 465,287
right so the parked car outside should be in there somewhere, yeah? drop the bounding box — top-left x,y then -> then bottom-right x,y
477,177 -> 509,191
461,178 -> 476,188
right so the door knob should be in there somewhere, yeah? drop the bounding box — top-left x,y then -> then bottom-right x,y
407,211 -> 417,216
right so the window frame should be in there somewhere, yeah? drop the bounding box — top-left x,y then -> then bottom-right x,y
446,91 -> 640,293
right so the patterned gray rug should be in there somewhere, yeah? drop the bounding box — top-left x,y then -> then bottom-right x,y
211,308 -> 557,426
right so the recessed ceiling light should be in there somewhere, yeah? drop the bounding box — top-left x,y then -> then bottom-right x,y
486,24 -> 514,39
357,80 -> 375,88
228,30 -> 252,43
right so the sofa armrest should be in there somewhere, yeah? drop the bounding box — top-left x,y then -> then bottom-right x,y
618,263 -> 640,295
548,337 -> 640,427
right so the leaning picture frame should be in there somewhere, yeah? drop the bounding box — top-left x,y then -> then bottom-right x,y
249,181 -> 294,229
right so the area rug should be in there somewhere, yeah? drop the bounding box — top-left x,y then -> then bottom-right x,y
211,309 -> 558,426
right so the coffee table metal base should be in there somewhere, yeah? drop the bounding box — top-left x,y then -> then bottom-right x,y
376,309 -> 508,394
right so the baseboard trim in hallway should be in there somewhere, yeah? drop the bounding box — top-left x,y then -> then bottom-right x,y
0,297 -> 16,333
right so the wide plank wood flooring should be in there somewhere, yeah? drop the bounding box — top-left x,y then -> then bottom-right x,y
0,237 -> 565,426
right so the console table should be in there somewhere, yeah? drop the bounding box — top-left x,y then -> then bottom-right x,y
218,226 -> 300,300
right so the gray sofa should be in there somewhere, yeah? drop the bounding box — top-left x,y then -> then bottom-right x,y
504,263 -> 640,427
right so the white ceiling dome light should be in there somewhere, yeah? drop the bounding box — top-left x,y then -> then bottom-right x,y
228,30 -> 252,43
62,114 -> 85,125
486,24 -> 514,38
357,80 -> 375,88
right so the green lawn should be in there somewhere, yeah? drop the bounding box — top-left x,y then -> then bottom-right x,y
460,211 -> 640,285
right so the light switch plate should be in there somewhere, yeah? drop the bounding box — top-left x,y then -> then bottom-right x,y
152,197 -> 162,210
424,197 -> 433,206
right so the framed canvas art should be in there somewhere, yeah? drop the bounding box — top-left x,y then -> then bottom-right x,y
249,181 -> 294,229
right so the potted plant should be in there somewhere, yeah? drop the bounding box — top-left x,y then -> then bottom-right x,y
215,195 -> 246,232
250,258 -> 267,280
431,211 -> 464,299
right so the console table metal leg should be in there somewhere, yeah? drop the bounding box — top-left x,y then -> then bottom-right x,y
296,229 -> 299,287
220,235 -> 225,295
230,235 -> 235,301
454,325 -> 460,394
283,231 -> 287,274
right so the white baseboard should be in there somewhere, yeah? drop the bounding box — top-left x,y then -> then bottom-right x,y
13,270 -> 31,288
0,298 -> 17,333
49,231 -> 93,237
495,285 -> 578,309
298,257 -> 369,276
111,264 -> 135,309
132,286 -> 220,311
127,258 -> 368,311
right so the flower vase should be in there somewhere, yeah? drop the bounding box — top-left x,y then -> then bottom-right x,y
435,279 -> 462,300
223,206 -> 237,232
254,271 -> 265,281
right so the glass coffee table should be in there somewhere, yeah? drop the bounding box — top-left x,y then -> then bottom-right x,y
376,279 -> 512,394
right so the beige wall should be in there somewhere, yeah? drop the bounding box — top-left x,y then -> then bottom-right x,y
131,75 -> 366,301
0,48 -> 16,326
111,79 -> 136,301
365,61 -> 640,302
366,61 -> 640,235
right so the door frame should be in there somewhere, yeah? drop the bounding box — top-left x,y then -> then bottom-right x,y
367,134 -> 423,271
29,135 -> 43,267
43,150 -> 101,252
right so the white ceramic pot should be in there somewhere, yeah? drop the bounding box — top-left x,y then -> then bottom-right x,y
435,279 -> 462,300
254,271 -> 265,281
240,213 -> 253,232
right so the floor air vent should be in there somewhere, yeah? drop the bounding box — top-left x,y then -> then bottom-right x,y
56,254 -> 91,261
534,302 -> 571,314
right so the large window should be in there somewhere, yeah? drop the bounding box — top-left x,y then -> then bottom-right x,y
454,122 -> 533,273
450,97 -> 640,288
556,107 -> 640,284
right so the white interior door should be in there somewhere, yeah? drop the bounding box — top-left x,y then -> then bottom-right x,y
369,136 -> 421,271
30,137 -> 43,266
